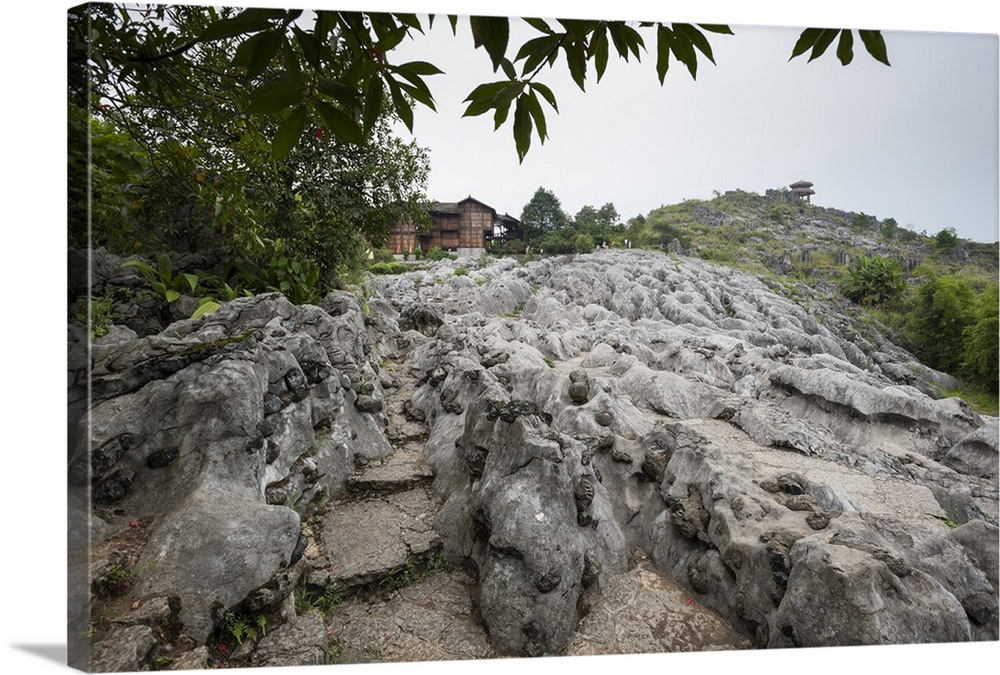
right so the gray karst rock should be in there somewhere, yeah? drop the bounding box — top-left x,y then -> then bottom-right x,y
74,248 -> 998,669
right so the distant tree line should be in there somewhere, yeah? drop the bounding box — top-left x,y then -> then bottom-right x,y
515,187 -> 626,253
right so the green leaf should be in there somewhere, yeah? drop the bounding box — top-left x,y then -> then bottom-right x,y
292,25 -> 320,67
246,29 -> 285,78
809,29 -> 840,62
859,30 -> 891,66
656,26 -> 672,84
607,23 -> 644,61
836,29 -> 854,65
563,39 -> 587,90
198,9 -> 281,42
191,300 -> 222,320
697,24 -> 734,35
271,106 -> 307,161
248,81 -> 307,115
363,76 -> 384,132
522,18 -> 553,34
530,82 -> 558,112
231,30 -> 264,68
471,16 -> 510,71
165,289 -> 181,303
392,67 -> 437,109
179,273 -> 200,293
790,27 -> 823,60
121,259 -> 157,285
393,14 -> 423,31
315,100 -> 365,145
524,91 -> 547,143
447,15 -> 459,34
156,254 -> 172,282
674,24 -> 716,64
515,34 -> 564,75
493,102 -> 511,129
512,95 -> 532,162
318,78 -> 361,108
592,28 -> 609,81
664,25 -> 699,78
462,81 -> 510,117
398,60 -> 444,76
387,80 -> 414,131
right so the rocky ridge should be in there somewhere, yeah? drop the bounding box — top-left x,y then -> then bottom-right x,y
70,247 -> 998,671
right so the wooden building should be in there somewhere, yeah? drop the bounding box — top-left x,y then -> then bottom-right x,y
388,196 -> 520,255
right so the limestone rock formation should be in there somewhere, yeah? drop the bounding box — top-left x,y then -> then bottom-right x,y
73,249 -> 998,669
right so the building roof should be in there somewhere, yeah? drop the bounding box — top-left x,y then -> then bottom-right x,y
428,196 -> 501,216
789,180 -> 814,189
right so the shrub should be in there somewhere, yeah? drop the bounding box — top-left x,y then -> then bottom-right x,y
425,247 -> 456,261
934,227 -> 959,251
907,275 -> 975,374
840,255 -> 905,307
368,262 -> 410,275
572,232 -> 595,253
453,266 -> 469,276
960,283 -> 999,392
371,247 -> 395,263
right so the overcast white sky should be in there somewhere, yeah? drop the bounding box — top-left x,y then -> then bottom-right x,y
369,2 -> 999,242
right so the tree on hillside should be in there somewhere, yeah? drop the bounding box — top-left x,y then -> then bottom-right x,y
960,283 -> 1000,392
935,227 -> 959,251
520,187 -> 570,244
71,5 -> 890,164
908,275 -> 976,374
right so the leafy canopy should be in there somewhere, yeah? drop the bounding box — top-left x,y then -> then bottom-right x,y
73,5 -> 890,164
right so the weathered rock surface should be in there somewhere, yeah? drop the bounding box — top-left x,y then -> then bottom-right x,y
75,249 -> 998,669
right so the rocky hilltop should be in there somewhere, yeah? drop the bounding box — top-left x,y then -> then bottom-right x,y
69,248 -> 999,671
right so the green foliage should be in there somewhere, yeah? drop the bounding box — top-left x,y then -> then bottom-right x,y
72,296 -> 115,339
840,255 -> 905,307
425,247 -> 457,261
572,232 -> 596,253
534,229 -> 575,254
850,213 -> 873,233
907,275 -> 976,374
295,583 -> 343,617
219,610 -> 267,646
368,262 -> 411,275
224,255 -> 322,305
73,5 -> 888,168
371,248 -> 395,264
935,227 -> 959,251
520,187 -> 570,244
881,217 -> 899,240
789,27 -> 890,66
645,203 -> 694,250
453,265 -> 470,276
74,5 -> 430,299
959,283 -> 999,392
121,255 -> 202,303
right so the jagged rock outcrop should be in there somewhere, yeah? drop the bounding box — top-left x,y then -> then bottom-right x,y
73,248 -> 998,669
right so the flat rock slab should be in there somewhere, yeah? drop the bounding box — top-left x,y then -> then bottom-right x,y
320,487 -> 442,588
564,561 -> 753,655
326,569 -> 496,663
681,418 -> 946,522
348,448 -> 434,495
